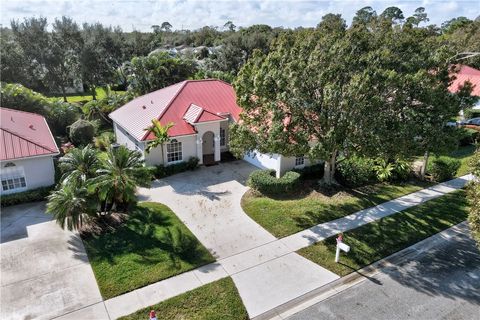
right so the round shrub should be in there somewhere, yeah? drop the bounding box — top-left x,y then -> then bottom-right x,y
247,169 -> 301,195
336,156 -> 377,187
427,156 -> 461,182
292,162 -> 324,179
69,119 -> 95,146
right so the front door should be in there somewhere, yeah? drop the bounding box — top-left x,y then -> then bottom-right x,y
202,131 -> 215,165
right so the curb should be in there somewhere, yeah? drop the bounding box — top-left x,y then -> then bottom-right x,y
252,221 -> 469,320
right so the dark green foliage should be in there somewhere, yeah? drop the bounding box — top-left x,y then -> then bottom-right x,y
428,156 -> 461,181
126,52 -> 197,95
391,159 -> 412,181
0,83 -> 81,136
458,128 -> 479,146
47,100 -> 80,135
336,157 -> 377,187
467,148 -> 480,247
1,186 -> 53,207
247,170 -> 301,195
154,157 -> 199,179
292,162 -> 324,179
69,119 -> 95,146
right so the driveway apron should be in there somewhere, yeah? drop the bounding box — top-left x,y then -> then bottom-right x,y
0,202 -> 106,320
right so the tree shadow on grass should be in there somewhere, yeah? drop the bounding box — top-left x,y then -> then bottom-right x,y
76,205 -> 211,268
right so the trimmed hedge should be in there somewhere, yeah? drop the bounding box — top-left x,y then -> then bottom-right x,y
155,157 -> 199,179
458,128 -> 479,146
247,169 -> 301,195
1,186 -> 53,207
293,162 -> 324,179
428,156 -> 461,182
336,157 -> 377,188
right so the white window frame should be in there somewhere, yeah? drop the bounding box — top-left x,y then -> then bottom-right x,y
295,155 -> 305,168
166,141 -> 183,164
220,127 -> 226,146
1,165 -> 27,193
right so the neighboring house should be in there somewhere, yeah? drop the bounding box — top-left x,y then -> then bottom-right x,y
449,64 -> 480,119
109,79 -> 313,177
0,108 -> 59,195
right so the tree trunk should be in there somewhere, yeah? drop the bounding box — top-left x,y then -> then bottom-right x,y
420,150 -> 429,180
61,86 -> 67,102
92,85 -> 97,100
322,151 -> 337,185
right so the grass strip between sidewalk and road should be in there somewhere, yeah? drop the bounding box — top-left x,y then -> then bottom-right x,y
242,181 -> 432,238
118,277 -> 248,320
297,189 -> 469,276
83,202 -> 215,299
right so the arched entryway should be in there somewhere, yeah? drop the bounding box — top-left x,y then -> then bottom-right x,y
202,131 -> 215,165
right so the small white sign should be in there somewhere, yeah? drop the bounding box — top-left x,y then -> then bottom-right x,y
337,242 -> 350,252
335,241 -> 351,263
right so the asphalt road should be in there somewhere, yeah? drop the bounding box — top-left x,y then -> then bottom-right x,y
288,225 -> 480,320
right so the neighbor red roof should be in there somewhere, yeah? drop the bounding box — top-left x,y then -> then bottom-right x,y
109,79 -> 241,140
0,108 -> 59,161
449,64 -> 480,96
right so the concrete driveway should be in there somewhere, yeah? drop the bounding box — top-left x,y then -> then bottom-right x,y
0,202 -> 106,320
138,160 -> 277,258
138,161 -> 339,318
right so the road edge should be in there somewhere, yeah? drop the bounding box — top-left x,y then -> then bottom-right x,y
252,221 -> 470,320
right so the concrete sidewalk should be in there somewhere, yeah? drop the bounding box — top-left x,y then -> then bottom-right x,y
100,174 -> 472,319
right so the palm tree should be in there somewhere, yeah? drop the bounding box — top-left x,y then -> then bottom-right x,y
89,145 -> 153,213
59,145 -> 98,186
46,184 -> 96,231
144,119 -> 174,163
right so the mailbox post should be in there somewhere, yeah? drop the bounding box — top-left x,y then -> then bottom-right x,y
335,235 -> 350,263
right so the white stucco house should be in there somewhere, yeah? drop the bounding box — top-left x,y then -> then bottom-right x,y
0,108 -> 59,195
109,79 -> 314,177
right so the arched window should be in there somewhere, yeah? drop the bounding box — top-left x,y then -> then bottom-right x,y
1,164 -> 26,192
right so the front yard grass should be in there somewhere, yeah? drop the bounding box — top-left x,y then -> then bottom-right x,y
242,180 -> 432,238
119,277 -> 248,320
82,202 -> 215,299
443,144 -> 475,177
298,190 -> 468,276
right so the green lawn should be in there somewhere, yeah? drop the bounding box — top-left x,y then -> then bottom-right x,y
47,87 -> 126,104
242,181 -> 432,238
119,278 -> 248,320
82,202 -> 215,299
298,190 -> 468,276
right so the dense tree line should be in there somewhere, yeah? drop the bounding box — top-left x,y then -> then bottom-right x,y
1,18 -> 280,99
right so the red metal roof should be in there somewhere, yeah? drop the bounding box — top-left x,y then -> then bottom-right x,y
109,79 -> 241,140
449,64 -> 480,96
1,108 -> 59,161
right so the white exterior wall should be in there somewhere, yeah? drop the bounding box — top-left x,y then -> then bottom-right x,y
194,120 -> 225,163
144,134 -> 197,166
244,151 -> 319,178
220,121 -> 229,152
0,156 -> 55,195
243,151 -> 282,176
114,122 -> 142,151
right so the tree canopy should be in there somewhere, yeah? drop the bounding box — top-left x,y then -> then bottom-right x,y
230,11 -> 474,184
